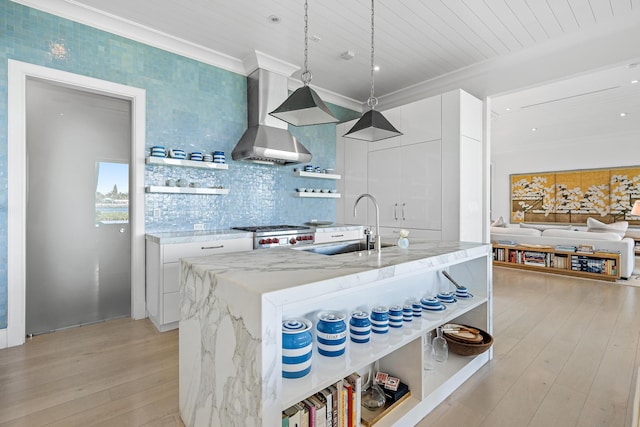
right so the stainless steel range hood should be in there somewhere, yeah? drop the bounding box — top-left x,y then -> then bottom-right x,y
232,68 -> 312,165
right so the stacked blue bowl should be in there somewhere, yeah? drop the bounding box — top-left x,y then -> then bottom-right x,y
213,151 -> 226,164
455,286 -> 474,299
169,149 -> 186,159
421,297 -> 446,312
388,305 -> 403,328
282,319 -> 313,379
436,292 -> 457,304
190,151 -> 203,161
202,153 -> 213,162
370,306 -> 389,334
150,146 -> 166,157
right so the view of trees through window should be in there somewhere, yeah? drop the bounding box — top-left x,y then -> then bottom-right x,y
95,161 -> 129,223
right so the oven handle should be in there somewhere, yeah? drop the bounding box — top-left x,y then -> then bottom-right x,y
201,245 -> 225,250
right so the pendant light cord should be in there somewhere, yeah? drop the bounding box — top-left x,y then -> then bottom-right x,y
368,0 -> 378,109
301,0 -> 312,86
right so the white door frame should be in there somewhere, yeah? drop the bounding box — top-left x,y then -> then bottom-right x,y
6,60 -> 146,348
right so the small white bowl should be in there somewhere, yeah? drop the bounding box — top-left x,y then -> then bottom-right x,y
297,188 -> 306,192
329,189 -> 337,193
321,189 -> 329,193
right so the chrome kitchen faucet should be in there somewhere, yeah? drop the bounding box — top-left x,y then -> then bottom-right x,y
354,193 -> 381,253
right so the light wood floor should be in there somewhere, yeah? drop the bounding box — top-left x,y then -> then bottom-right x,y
1,268 -> 639,426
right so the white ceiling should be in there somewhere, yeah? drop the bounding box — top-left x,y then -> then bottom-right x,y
33,0 -> 640,104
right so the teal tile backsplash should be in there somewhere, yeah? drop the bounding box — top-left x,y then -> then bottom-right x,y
0,0 -> 360,329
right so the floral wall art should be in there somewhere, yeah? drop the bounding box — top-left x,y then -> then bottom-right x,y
510,166 -> 640,225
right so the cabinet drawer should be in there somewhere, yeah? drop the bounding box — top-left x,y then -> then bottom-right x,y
314,229 -> 363,244
163,262 -> 180,293
163,238 -> 252,262
163,292 -> 180,324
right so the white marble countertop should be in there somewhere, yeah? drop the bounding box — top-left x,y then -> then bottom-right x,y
145,229 -> 252,244
181,239 -> 489,306
310,223 -> 363,233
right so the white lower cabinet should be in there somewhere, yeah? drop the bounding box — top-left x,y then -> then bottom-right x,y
145,236 -> 252,331
368,140 -> 442,231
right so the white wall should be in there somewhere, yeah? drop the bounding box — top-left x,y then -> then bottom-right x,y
491,131 -> 640,224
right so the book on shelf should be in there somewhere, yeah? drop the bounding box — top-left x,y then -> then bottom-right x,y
284,404 -> 302,427
297,401 -> 309,427
496,240 -> 517,246
555,245 -> 577,252
576,244 -> 595,254
345,372 -> 362,427
317,388 -> 333,427
593,248 -> 621,254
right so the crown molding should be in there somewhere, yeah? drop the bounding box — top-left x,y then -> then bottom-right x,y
11,0 -> 362,112
12,0 -> 246,74
379,11 -> 640,110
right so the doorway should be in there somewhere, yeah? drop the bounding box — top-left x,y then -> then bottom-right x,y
7,60 -> 146,347
25,80 -> 132,335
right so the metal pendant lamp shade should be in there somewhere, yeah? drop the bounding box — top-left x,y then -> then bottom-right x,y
270,84 -> 337,126
269,0 -> 338,127
343,109 -> 402,141
345,0 -> 402,142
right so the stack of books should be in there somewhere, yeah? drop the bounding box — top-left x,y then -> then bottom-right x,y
283,373 -> 361,427
555,245 -> 577,252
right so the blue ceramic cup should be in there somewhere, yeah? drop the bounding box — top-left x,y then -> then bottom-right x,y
349,311 -> 371,343
282,319 -> 312,378
370,306 -> 389,334
389,305 -> 403,328
316,311 -> 347,357
402,305 -> 413,322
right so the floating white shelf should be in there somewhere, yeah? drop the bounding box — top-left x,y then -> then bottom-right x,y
145,186 -> 229,195
293,192 -> 341,198
146,156 -> 229,170
293,170 -> 340,180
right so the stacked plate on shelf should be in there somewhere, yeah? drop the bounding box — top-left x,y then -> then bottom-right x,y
190,152 -> 203,161
150,146 -> 166,157
169,149 -> 186,159
202,153 -> 213,162
213,151 -> 226,164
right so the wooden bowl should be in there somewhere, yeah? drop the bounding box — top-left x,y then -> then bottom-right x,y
443,325 -> 493,356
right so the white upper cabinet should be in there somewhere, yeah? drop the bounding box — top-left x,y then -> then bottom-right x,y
401,95 -> 442,144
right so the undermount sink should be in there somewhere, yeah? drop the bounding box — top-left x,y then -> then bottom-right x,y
299,240 -> 395,256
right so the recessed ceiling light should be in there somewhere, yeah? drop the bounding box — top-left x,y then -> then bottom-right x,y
632,79 -> 639,84
340,50 -> 355,60
373,65 -> 380,71
267,14 -> 281,24
505,107 -> 511,111
531,127 -> 537,132
620,112 -> 627,117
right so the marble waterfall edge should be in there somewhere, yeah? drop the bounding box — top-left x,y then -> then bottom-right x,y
179,260 -> 273,427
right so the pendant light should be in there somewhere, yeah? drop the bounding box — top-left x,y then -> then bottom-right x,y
344,0 -> 402,141
269,0 -> 338,126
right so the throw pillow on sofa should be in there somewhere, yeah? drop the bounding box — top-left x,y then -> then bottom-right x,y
491,216 -> 506,227
586,217 -> 628,237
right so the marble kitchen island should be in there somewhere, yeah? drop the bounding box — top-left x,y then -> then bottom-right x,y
179,240 -> 492,427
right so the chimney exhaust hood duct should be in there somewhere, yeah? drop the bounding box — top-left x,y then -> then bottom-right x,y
232,68 -> 312,165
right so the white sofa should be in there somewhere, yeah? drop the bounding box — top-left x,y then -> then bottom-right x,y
491,226 -> 635,279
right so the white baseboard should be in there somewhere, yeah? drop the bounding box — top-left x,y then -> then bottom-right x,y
0,329 -> 7,349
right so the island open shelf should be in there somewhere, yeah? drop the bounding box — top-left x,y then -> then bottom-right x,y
178,240 -> 492,426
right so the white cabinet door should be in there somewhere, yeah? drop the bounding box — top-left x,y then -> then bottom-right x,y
368,147 -> 402,228
401,95 -> 442,144
401,141 -> 442,230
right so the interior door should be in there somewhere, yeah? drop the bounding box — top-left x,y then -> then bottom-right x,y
25,79 -> 132,335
